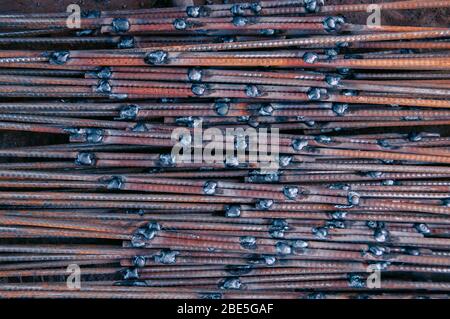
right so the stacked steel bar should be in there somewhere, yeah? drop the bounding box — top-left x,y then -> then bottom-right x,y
0,0 -> 449,299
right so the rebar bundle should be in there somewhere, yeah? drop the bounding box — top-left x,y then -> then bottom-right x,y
0,0 -> 449,299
